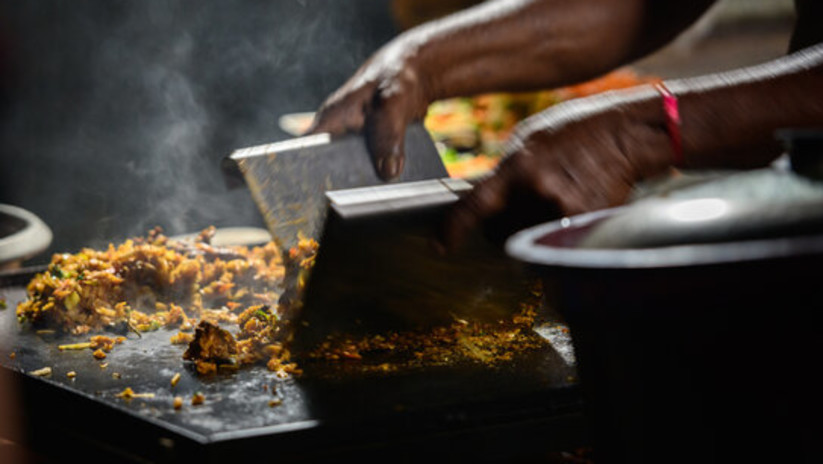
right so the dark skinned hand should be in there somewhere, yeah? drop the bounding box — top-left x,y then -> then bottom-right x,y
439,88 -> 673,250
306,0 -> 719,181
307,42 -> 431,180
307,0 -> 823,250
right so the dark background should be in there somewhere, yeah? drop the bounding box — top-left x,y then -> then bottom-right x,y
0,0 -> 398,262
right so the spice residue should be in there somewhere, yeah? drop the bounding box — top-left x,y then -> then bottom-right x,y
307,301 -> 548,373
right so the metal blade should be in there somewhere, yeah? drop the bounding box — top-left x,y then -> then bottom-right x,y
289,179 -> 537,353
223,123 -> 447,252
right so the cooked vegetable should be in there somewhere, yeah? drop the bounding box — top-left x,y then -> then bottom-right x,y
58,342 -> 92,351
16,227 -> 307,377
16,226 -> 285,336
191,392 -> 205,405
29,366 -> 52,377
115,387 -> 154,400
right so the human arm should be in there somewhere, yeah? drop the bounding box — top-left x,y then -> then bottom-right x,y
439,43 -> 823,249
309,0 -> 716,178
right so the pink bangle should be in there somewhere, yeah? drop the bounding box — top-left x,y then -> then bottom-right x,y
654,82 -> 684,167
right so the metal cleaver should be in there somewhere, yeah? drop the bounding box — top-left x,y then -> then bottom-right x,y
289,178 -> 536,352
223,123 -> 536,350
222,123 -> 448,251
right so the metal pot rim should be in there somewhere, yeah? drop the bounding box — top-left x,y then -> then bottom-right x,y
0,204 -> 53,265
506,206 -> 823,270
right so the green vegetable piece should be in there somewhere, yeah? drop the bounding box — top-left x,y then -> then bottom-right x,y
440,147 -> 460,163
49,265 -> 66,279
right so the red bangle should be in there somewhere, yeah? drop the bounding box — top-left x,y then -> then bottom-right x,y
654,82 -> 683,167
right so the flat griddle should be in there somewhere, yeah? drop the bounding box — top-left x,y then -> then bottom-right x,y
0,266 -> 586,463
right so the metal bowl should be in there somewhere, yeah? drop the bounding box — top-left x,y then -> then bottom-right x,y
506,207 -> 823,462
0,204 -> 53,270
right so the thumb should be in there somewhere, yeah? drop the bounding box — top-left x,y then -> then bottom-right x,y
365,92 -> 409,180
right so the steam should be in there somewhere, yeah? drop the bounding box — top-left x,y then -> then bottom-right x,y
0,1 -> 397,260
123,33 -> 212,236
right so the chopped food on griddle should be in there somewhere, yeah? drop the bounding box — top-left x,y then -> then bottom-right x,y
90,335 -> 116,352
56,334 -> 125,360
170,331 -> 194,345
29,366 -> 52,377
183,320 -> 238,375
58,342 -> 91,351
16,227 -> 304,376
14,225 -> 551,391
16,226 -> 285,336
115,387 -> 154,400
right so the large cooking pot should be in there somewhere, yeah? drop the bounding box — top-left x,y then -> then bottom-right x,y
506,133 -> 823,463
0,204 -> 52,270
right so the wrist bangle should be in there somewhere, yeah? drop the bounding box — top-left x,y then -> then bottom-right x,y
654,82 -> 684,167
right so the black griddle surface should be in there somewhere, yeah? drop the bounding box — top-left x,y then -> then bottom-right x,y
0,268 -> 585,462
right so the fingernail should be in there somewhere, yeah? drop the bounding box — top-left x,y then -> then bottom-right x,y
384,156 -> 403,179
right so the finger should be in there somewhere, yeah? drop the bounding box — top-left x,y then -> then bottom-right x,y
307,103 -> 365,136
306,87 -> 373,136
306,110 -> 345,136
439,167 -> 514,251
365,91 -> 409,180
528,162 -> 594,217
550,152 -> 630,212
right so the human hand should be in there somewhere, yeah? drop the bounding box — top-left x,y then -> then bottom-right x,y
308,42 -> 432,180
439,89 -> 673,250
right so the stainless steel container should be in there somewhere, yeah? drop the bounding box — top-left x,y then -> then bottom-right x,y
0,204 -> 52,270
506,132 -> 823,463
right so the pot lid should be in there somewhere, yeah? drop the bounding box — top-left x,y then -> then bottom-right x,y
579,168 -> 823,249
580,129 -> 823,250
0,204 -> 53,265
